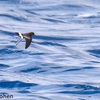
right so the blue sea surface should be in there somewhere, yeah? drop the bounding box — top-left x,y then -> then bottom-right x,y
0,0 -> 100,100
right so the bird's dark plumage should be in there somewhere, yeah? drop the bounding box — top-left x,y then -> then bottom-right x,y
15,32 -> 35,49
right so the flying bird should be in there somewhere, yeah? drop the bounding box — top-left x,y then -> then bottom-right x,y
15,32 -> 35,49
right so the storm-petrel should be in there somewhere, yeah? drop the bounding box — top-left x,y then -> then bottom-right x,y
15,32 -> 35,49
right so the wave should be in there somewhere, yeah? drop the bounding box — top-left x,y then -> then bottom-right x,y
0,0 -> 100,99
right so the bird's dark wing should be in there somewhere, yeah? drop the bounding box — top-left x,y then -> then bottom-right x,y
24,36 -> 32,49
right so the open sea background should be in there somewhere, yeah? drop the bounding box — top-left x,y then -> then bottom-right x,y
0,0 -> 100,100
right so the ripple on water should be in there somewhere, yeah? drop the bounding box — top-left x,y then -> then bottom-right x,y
0,0 -> 100,100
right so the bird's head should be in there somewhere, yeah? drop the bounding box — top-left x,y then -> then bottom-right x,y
29,32 -> 35,36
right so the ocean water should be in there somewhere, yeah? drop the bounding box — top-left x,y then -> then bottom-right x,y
0,0 -> 100,100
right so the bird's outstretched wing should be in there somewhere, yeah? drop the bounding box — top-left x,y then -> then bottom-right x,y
24,35 -> 32,49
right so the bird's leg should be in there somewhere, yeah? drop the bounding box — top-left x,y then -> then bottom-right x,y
16,38 -> 22,45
